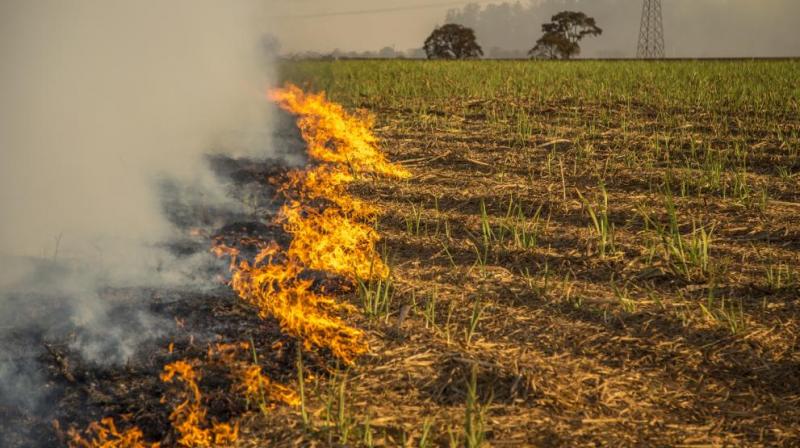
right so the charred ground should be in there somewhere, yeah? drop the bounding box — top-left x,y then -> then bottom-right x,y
0,112 -> 318,447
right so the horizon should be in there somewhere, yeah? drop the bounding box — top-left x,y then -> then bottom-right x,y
269,0 -> 800,58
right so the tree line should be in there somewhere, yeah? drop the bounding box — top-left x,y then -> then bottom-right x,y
424,11 -> 601,60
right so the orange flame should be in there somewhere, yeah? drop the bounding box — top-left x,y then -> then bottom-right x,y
160,360 -> 238,447
268,85 -> 410,179
236,364 -> 300,407
207,342 -> 300,408
224,243 -> 366,362
215,84 -> 409,364
68,417 -> 159,448
70,84 -> 405,448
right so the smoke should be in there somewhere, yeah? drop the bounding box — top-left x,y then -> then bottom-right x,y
0,0 -> 275,413
259,0 -> 800,57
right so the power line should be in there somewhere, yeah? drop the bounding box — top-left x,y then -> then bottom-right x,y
272,1 -> 496,20
637,0 -> 665,58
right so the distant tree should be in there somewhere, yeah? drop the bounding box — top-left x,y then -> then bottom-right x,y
529,11 -> 602,60
529,32 -> 576,60
330,49 -> 345,60
405,48 -> 427,59
423,24 -> 483,60
487,46 -> 529,60
378,46 -> 398,58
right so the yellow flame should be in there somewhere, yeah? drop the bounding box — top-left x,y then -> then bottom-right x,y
71,83 -> 406,447
216,84 -> 409,364
223,242 -> 366,363
160,360 -> 239,448
68,417 -> 159,448
282,202 -> 386,280
283,165 -> 376,217
268,85 -> 411,179
207,342 -> 300,408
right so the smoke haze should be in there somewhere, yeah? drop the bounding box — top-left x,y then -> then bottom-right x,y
270,0 -> 800,57
0,0 -> 272,260
0,0 -> 274,413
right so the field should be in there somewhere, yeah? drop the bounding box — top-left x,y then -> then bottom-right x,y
267,60 -> 800,446
7,60 -> 797,448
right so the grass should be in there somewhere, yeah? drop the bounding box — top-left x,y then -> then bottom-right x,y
638,188 -> 716,282
463,365 -> 487,448
296,346 -> 309,427
263,59 -> 800,447
357,275 -> 394,320
464,297 -> 484,347
279,60 -> 799,120
404,202 -> 424,236
764,263 -> 798,292
248,337 -> 274,418
577,182 -> 616,258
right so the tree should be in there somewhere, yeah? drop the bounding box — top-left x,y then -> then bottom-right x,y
423,24 -> 483,60
529,11 -> 602,60
378,46 -> 398,59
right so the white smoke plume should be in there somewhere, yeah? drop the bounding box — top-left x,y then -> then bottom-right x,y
0,0 -> 276,411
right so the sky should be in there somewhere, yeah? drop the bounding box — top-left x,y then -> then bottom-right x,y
268,0 -> 800,57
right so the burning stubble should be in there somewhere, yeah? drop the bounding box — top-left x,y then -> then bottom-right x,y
0,0 -> 276,418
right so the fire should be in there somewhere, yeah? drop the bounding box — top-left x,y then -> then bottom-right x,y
160,360 -> 239,447
237,364 -> 300,407
268,84 -> 410,179
216,84 -> 409,363
283,166 -> 376,217
271,84 -> 409,283
282,202 -> 386,279
207,342 -> 300,408
71,84 -> 405,446
69,342 -> 298,448
222,242 -> 366,362
68,417 -> 159,448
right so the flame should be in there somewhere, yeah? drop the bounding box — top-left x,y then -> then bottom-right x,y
71,84 -> 406,446
68,417 -> 159,448
160,360 -> 239,447
215,84 -> 409,364
283,165 -> 376,217
282,202 -> 386,279
236,364 -> 300,407
271,84 -> 409,283
268,84 -> 410,179
207,342 -> 300,408
222,242 -> 366,362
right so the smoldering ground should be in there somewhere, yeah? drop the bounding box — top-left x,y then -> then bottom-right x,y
0,0 -> 294,437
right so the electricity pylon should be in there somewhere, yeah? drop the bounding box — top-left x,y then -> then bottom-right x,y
637,0 -> 665,59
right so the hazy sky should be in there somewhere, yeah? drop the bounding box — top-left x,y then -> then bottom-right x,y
268,0 -> 800,57
0,0 -> 272,258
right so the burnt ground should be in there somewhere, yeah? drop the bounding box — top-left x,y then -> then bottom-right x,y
0,285 -> 283,446
0,111 -> 331,447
